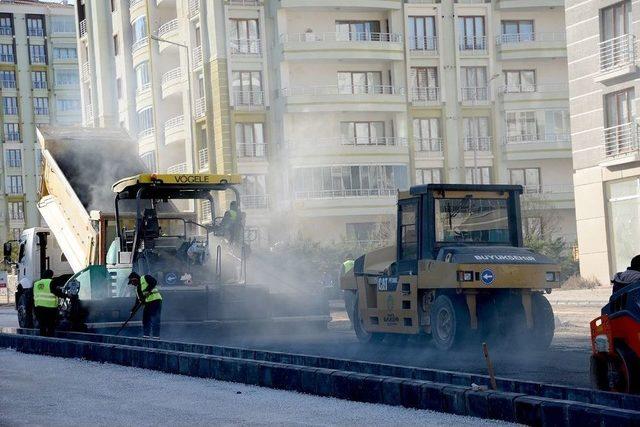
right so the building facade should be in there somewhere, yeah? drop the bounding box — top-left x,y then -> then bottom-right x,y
566,0 -> 640,283
0,0 -> 80,242
78,0 -> 575,249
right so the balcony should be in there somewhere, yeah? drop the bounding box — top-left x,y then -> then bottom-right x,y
164,115 -> 185,145
596,34 -> 637,82
161,67 -> 183,99
157,19 -> 179,51
192,45 -> 203,69
230,39 -> 262,56
463,137 -> 493,158
4,132 -> 20,142
496,32 -> 566,60
408,37 -> 438,56
138,127 -> 155,141
79,20 -> 87,38
414,138 -> 444,159
1,79 -> 16,90
0,54 -> 14,64
458,36 -> 488,56
194,97 -> 206,118
499,83 -> 569,102
241,194 -> 269,210
198,148 -> 209,171
600,122 -> 640,166
233,90 -> 264,109
131,37 -> 149,55
0,25 -> 12,37
280,85 -> 405,113
460,87 -> 489,105
130,0 -> 145,14
3,107 -> 18,116
410,87 -> 440,106
503,133 -> 571,160
237,143 -> 267,160
30,55 -> 47,65
34,107 -> 49,116
6,185 -> 23,195
280,32 -> 404,61
167,162 -> 188,174
188,0 -> 200,18
521,184 -> 574,210
27,28 -> 45,37
81,62 -> 91,82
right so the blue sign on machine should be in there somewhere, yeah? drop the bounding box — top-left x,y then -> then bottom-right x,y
481,269 -> 495,285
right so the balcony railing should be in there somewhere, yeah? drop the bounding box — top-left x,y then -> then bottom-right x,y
227,0 -> 262,5
504,133 -> 570,145
411,87 -> 440,103
30,55 -> 47,64
167,163 -> 188,174
131,37 -> 149,53
136,82 -> 151,95
600,34 -> 636,73
85,104 -> 93,123
34,107 -> 49,116
198,148 -> 209,171
27,28 -> 44,37
464,137 -> 492,152
1,79 -> 16,89
414,138 -> 443,154
32,80 -> 47,90
7,186 -> 23,195
408,36 -> 438,54
522,184 -> 574,197
496,32 -> 566,45
241,194 -> 269,209
0,25 -> 12,36
4,107 -> 18,115
458,35 -> 487,54
4,132 -> 20,142
290,137 -> 406,150
237,143 -> 267,158
138,127 -> 154,139
130,0 -> 143,8
294,188 -> 396,200
499,83 -> 568,94
194,97 -> 206,118
164,115 -> 184,134
161,67 -> 182,86
81,62 -> 91,82
188,0 -> 200,18
461,87 -> 489,102
79,20 -> 87,38
282,85 -> 401,96
233,90 -> 264,107
281,32 -> 402,43
157,19 -> 179,38
230,38 -> 262,55
0,54 -> 14,63
192,45 -> 203,68
603,122 -> 639,159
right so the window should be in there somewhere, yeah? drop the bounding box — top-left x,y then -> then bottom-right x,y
399,200 -> 418,260
113,34 -> 119,55
229,19 -> 260,54
140,151 -> 156,172
465,167 -> 492,185
340,121 -> 386,145
242,175 -> 268,208
435,197 -> 510,245
337,71 -> 383,94
509,168 -> 541,193
32,71 -> 47,89
0,14 -> 13,36
408,16 -> 436,51
53,47 -> 77,60
4,123 -> 19,141
135,62 -> 150,92
56,99 -> 80,112
413,118 -> 441,152
8,201 -> 24,220
132,16 -> 147,43
0,44 -> 14,63
416,168 -> 442,185
504,70 -> 535,93
604,88 -> 635,155
461,67 -> 487,101
26,15 -> 45,37
3,97 -> 18,115
137,107 -> 154,134
545,110 -> 570,138
458,16 -> 485,50
601,1 -> 631,42
410,67 -> 438,101
506,111 -> 537,142
29,44 -> 46,64
51,17 -> 74,34
231,71 -> 263,105
33,97 -> 49,115
335,20 -> 381,41
7,175 -> 23,194
293,165 -> 408,199
236,123 -> 266,157
54,69 -> 78,87
463,117 -> 490,150
6,149 -> 21,168
501,20 -> 534,43
0,70 -> 15,89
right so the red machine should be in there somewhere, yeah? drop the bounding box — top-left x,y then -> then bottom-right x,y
590,283 -> 640,394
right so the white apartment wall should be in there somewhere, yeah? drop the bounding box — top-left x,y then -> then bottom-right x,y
285,61 -> 397,88
281,10 -> 393,35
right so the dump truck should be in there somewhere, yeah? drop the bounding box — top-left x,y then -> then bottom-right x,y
341,184 -> 559,351
8,126 -> 329,331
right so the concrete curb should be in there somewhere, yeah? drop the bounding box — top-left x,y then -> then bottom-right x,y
1,333 -> 639,427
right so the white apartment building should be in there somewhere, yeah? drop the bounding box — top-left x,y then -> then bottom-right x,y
78,0 -> 575,248
566,0 -> 640,283
0,0 -> 80,242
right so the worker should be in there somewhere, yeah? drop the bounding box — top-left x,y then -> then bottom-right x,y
33,269 -> 63,337
611,254 -> 640,294
341,254 -> 355,276
220,200 -> 240,242
128,272 -> 162,338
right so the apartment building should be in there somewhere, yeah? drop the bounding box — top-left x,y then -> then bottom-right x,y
0,0 -> 80,242
566,0 -> 640,283
78,0 -> 575,248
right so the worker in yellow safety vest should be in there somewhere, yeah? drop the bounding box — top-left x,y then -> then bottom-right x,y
128,272 -> 163,338
341,254 -> 355,276
33,269 -> 62,336
221,200 -> 240,243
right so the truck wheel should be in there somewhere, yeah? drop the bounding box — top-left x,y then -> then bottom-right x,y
615,344 -> 640,394
17,293 -> 33,328
530,293 -> 555,350
430,294 -> 469,351
352,293 -> 383,344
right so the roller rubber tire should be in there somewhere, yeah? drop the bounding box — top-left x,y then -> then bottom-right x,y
529,293 -> 555,350
352,293 -> 384,344
430,294 -> 470,351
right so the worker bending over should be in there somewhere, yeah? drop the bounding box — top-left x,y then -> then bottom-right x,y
612,254 -> 640,294
128,272 -> 163,338
33,269 -> 64,337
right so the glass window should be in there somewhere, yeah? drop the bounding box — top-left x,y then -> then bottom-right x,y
399,201 -> 418,260
8,201 -> 24,220
137,107 -> 153,132
4,123 -> 20,141
54,69 -> 78,87
236,123 -> 266,157
607,177 -> 640,272
501,20 -> 534,42
340,121 -> 385,145
56,99 -> 80,112
435,197 -> 510,244
465,167 -> 492,185
337,71 -> 383,94
32,71 -> 47,89
0,70 -> 15,89
509,168 -> 540,193
7,175 -> 23,194
458,16 -> 485,50
411,67 -> 438,101
29,44 -> 46,64
3,97 -> 18,115
231,71 -> 263,105
506,111 -> 538,142
415,168 -> 442,185
132,16 -> 147,43
463,117 -> 490,150
0,44 -> 14,62
601,1 -> 631,41
413,118 -> 441,152
51,17 -> 74,34
504,70 -> 535,92
26,15 -> 45,36
408,16 -> 436,51
461,67 -> 487,100
0,14 -> 13,36
53,47 -> 77,60
6,149 -> 21,168
335,20 -> 381,41
605,88 -> 635,127
33,97 -> 49,115
229,19 -> 260,54
135,62 -> 150,91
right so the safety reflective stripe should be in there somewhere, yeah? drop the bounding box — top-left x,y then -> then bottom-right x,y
229,210 -> 237,221
141,276 -> 162,303
33,279 -> 57,308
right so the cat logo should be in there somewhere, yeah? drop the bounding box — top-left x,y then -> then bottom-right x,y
173,175 -> 210,184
